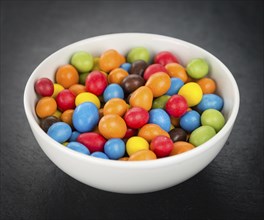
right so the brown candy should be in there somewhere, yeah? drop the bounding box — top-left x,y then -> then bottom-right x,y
121,74 -> 145,94
40,116 -> 61,132
130,60 -> 148,76
169,128 -> 187,142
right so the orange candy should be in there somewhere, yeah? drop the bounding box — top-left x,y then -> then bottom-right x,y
99,49 -> 125,73
36,97 -> 57,118
196,77 -> 216,94
165,63 -> 188,83
119,54 -> 126,64
170,116 -> 180,127
128,150 -> 157,161
169,141 -> 195,156
98,108 -> 104,119
61,109 -> 74,126
118,157 -> 129,161
103,98 -> 128,116
108,68 -> 129,84
69,84 -> 86,96
138,124 -> 170,142
55,64 -> 79,88
129,86 -> 153,111
145,72 -> 171,97
98,114 -> 127,139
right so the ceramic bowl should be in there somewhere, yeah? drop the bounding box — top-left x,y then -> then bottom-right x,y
24,33 -> 239,193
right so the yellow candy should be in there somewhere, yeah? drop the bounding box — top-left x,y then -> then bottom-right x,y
53,109 -> 62,118
75,92 -> 101,108
52,83 -> 64,98
126,136 -> 149,156
178,82 -> 203,107
93,57 -> 101,70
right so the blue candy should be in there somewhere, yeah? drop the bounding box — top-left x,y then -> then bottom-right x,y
120,62 -> 131,72
69,131 -> 80,142
91,152 -> 109,159
197,94 -> 224,112
72,102 -> 99,133
103,84 -> 124,102
180,110 -> 201,132
104,138 -> 125,160
47,122 -> 72,143
166,77 -> 184,96
149,109 -> 171,132
67,142 -> 90,155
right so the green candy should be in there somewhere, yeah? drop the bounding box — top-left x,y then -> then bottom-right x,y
186,58 -> 209,79
189,125 -> 216,147
79,72 -> 89,85
201,109 -> 225,132
71,51 -> 94,73
127,47 -> 150,63
152,95 -> 171,109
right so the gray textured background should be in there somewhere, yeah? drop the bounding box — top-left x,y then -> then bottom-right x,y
1,1 -> 263,220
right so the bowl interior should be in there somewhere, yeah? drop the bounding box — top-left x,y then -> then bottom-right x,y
24,33 -> 240,165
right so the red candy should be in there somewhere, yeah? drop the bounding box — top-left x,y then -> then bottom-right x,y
123,127 -> 138,139
150,135 -> 173,158
143,64 -> 168,80
34,78 -> 54,97
77,132 -> 106,153
154,51 -> 179,66
165,95 -> 188,117
56,89 -> 76,112
124,107 -> 149,129
85,70 -> 108,96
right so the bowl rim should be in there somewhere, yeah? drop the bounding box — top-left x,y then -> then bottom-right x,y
23,32 -> 240,169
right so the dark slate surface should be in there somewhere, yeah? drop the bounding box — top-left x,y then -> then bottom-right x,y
1,1 -> 263,220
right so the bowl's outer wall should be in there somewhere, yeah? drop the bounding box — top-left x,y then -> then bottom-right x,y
32,125 -> 231,193
24,33 -> 239,193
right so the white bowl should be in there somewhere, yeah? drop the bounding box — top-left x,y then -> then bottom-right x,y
24,33 -> 240,193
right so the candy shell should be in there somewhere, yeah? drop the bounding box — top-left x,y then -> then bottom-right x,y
169,141 -> 195,155
77,132 -> 106,153
149,109 -> 171,132
197,94 -> 224,112
70,51 -> 94,73
186,58 -> 209,79
201,109 -> 225,132
138,124 -> 170,142
189,125 -> 216,147
178,82 -> 203,107
128,150 -> 157,161
126,136 -> 149,156
72,102 -> 99,132
104,138 -> 126,160
67,142 -> 90,155
47,122 -> 72,143
145,72 -> 171,97
98,114 -> 127,139
129,86 -> 153,111
150,135 -> 173,158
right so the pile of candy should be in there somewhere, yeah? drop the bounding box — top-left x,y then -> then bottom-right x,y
34,47 -> 225,161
